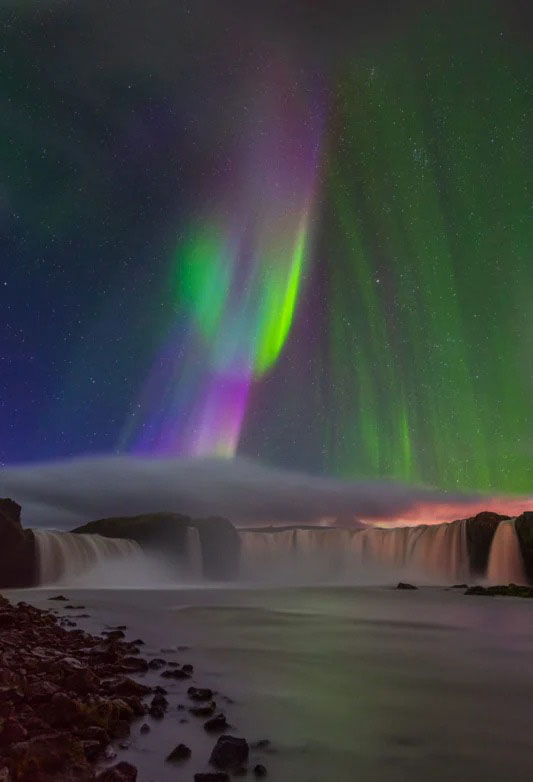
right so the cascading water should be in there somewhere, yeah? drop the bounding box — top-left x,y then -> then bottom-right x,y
185,526 -> 203,579
34,530 -> 144,586
486,519 -> 527,585
239,519 -> 470,584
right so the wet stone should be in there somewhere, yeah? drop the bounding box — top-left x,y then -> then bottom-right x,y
204,713 -> 228,733
166,742 -> 192,762
188,686 -> 213,702
210,735 -> 249,769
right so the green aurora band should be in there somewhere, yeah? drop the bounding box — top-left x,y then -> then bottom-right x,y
319,7 -> 532,493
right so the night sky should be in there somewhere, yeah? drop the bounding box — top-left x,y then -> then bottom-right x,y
2,0 -> 532,496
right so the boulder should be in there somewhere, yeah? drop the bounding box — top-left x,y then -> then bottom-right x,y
209,735 -> 249,770
0,498 -> 37,588
166,743 -> 191,762
204,713 -> 228,733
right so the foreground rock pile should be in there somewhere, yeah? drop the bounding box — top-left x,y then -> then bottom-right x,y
465,584 -> 533,598
0,595 -> 270,782
0,594 -> 145,781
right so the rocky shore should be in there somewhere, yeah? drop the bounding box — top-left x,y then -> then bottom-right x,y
0,594 -> 266,782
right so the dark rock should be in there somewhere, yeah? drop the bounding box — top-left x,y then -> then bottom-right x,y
182,663 -> 194,674
96,761 -> 138,781
64,667 -> 99,695
465,584 -> 533,598
47,691 -> 83,727
465,586 -> 493,596
254,764 -> 267,777
65,604 -> 85,610
111,677 -> 151,697
396,582 -> 417,590
0,718 -> 27,744
82,738 -> 102,761
190,701 -> 216,717
0,498 -> 36,588
204,713 -> 228,732
121,655 -> 149,673
209,734 -> 249,769
166,743 -> 192,762
48,595 -> 68,601
465,511 -> 510,576
154,685 -> 167,695
161,668 -> 190,680
188,686 -> 214,701
194,774 -> 230,782
151,692 -> 168,710
110,719 -> 131,739
515,512 -> 533,583
148,657 -> 166,670
148,704 -> 165,720
84,725 -> 110,745
103,629 -> 126,640
140,723 -> 150,734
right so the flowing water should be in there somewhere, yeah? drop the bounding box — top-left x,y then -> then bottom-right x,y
10,585 -> 533,782
34,528 -> 202,587
240,519 -> 471,584
33,517 -> 528,587
486,519 -> 528,585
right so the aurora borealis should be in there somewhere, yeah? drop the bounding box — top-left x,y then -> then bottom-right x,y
122,61 -> 321,457
2,0 -> 532,501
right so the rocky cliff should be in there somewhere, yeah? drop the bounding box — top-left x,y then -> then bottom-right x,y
0,498 -> 37,588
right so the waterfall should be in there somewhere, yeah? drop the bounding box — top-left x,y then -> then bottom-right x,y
185,526 -> 203,579
239,519 -> 470,584
486,519 -> 527,585
34,530 -> 144,586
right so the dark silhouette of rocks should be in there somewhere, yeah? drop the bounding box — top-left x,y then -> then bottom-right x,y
96,762 -> 137,781
0,498 -> 36,588
465,584 -> 533,598
515,512 -> 533,582
188,686 -> 214,701
254,764 -> 268,777
0,593 -> 148,780
190,702 -> 217,717
397,582 -> 417,590
204,713 -> 229,732
209,735 -> 249,770
166,743 -> 192,762
194,773 -> 230,782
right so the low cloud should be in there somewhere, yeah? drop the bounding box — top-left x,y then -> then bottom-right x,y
2,454 -> 526,530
